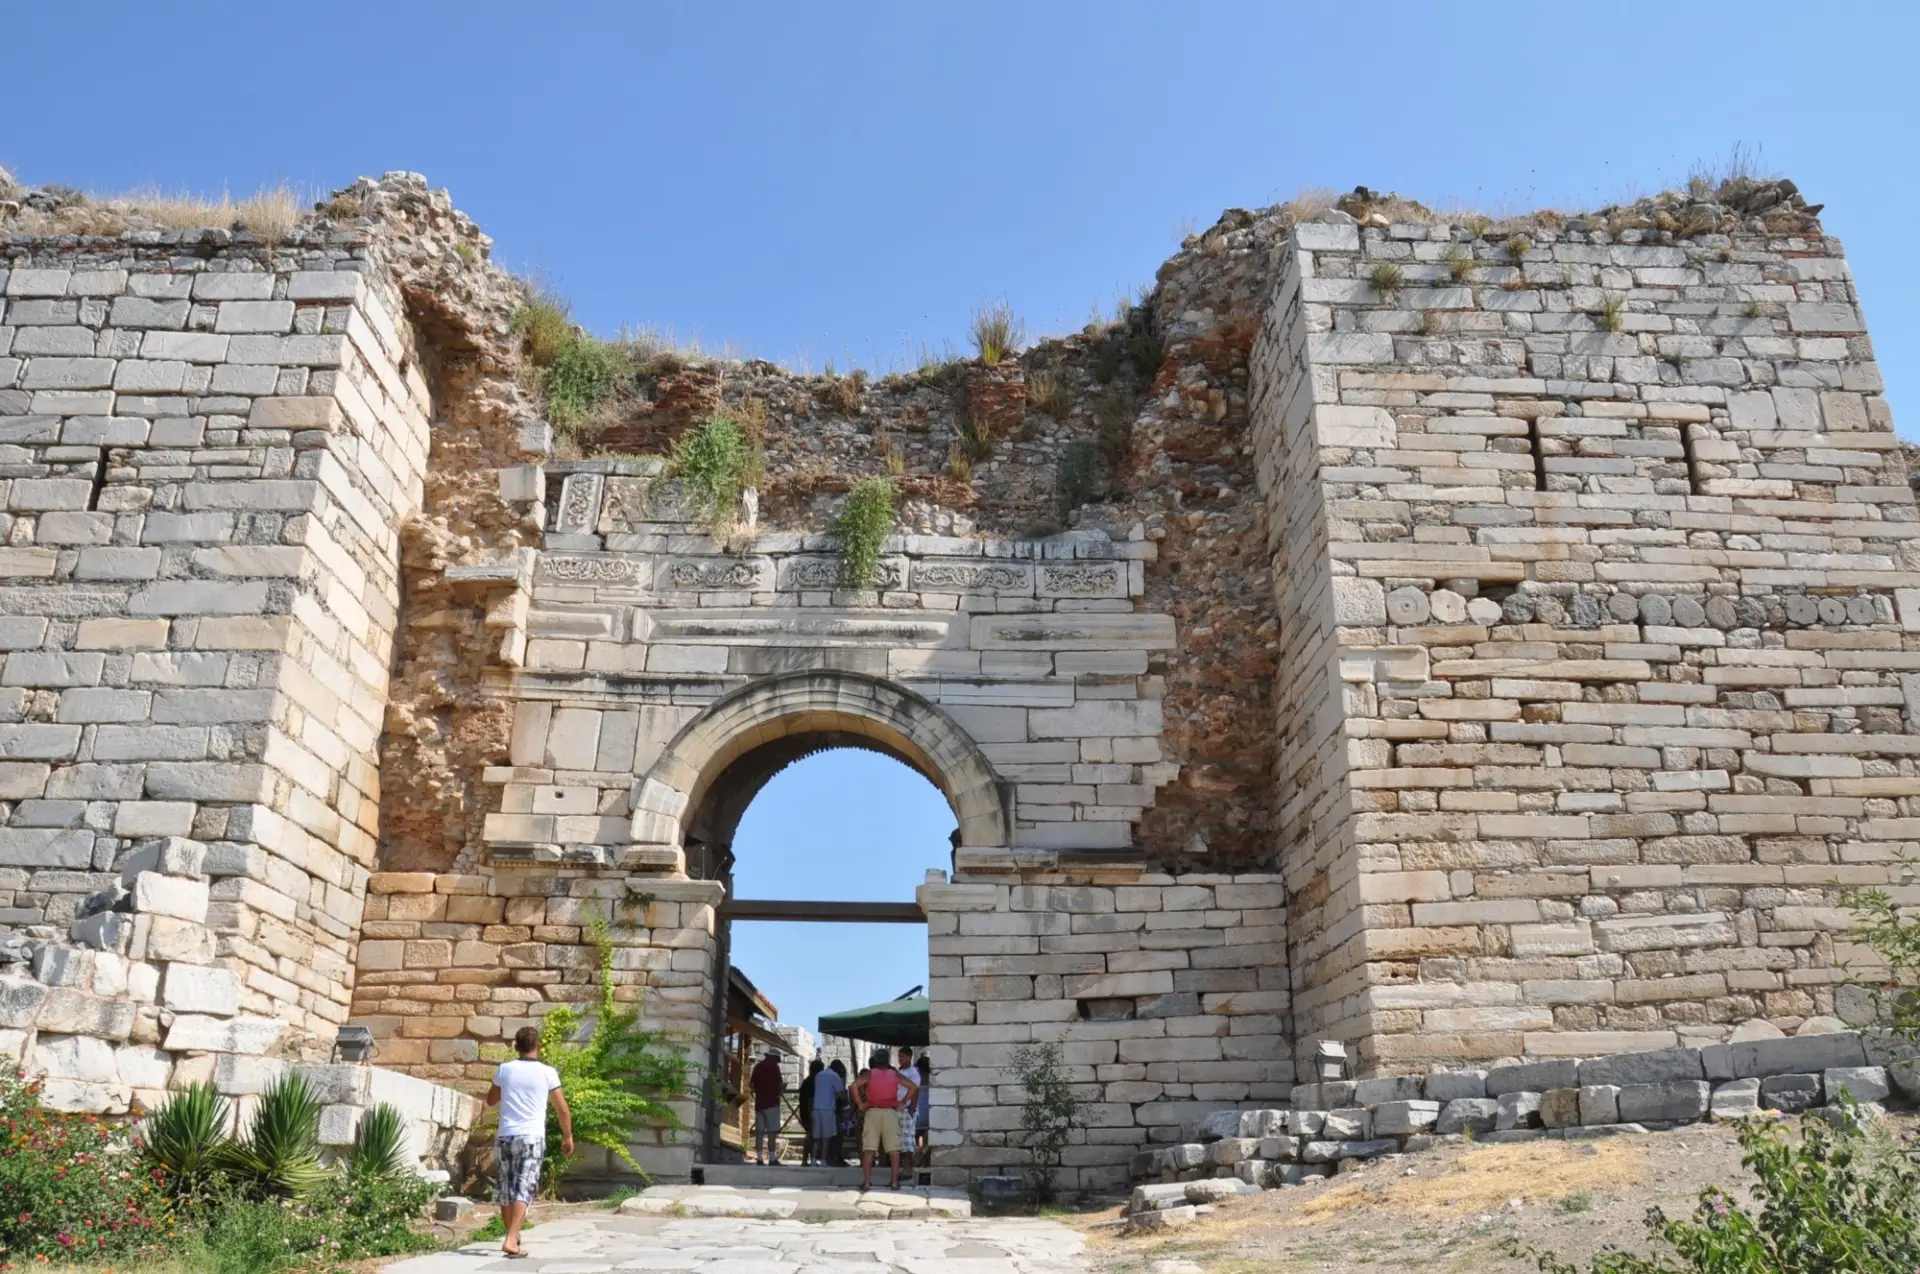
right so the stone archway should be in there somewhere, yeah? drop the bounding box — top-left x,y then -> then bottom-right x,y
629,670 -> 1011,860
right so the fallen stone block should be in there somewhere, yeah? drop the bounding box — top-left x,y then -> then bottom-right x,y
1577,1047 -> 1705,1089
1275,1163 -> 1332,1186
1496,1091 -> 1543,1130
1132,1204 -> 1197,1230
1487,1059 -> 1577,1096
1435,1097 -> 1499,1135
1556,1123 -> 1648,1140
1300,1138 -> 1395,1163
1208,1137 -> 1260,1166
1822,1066 -> 1890,1104
1704,1032 -> 1865,1081
1709,1078 -> 1761,1119
1616,1080 -> 1710,1124
1373,1099 -> 1441,1136
1759,1073 -> 1822,1114
1538,1088 -> 1581,1129
1131,1182 -> 1189,1212
1322,1107 -> 1371,1140
1257,1135 -> 1299,1162
1425,1069 -> 1489,1101
434,1196 -> 473,1222
1579,1084 -> 1621,1126
1354,1075 -> 1424,1105
1185,1177 -> 1261,1204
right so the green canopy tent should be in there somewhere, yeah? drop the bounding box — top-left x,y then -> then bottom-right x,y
818,993 -> 930,1048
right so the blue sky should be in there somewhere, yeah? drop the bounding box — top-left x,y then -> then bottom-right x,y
7,2 -> 1918,426
727,750 -> 953,1042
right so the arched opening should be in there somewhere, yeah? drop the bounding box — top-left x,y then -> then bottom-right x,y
641,672 -> 999,1173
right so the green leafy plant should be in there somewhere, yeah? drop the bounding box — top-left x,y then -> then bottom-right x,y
1445,243 -> 1473,282
668,416 -> 754,532
1010,1043 -> 1083,1205
1843,853 -> 1920,1038
1508,232 -> 1533,258
215,1072 -> 328,1200
833,478 -> 895,591
470,1213 -> 534,1243
347,1102 -> 412,1180
1369,261 -> 1406,298
958,402 -> 996,463
524,916 -> 692,1192
1602,294 -> 1625,333
971,301 -> 1024,364
0,1070 -> 176,1264
138,1079 -> 231,1199
545,336 -> 626,430
1056,440 -> 1101,518
947,442 -> 972,482
1527,1097 -> 1920,1274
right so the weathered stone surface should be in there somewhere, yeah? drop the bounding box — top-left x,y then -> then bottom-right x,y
1538,1088 -> 1582,1129
1576,1048 -> 1704,1089
1758,1073 -> 1823,1114
1496,1091 -> 1544,1130
1616,1081 -> 1710,1124
1372,1100 -> 1441,1136
1708,1078 -> 1761,1119
1704,1033 -> 1867,1081
1822,1066 -> 1890,1104
1424,1070 -> 1488,1101
1488,1060 -> 1577,1096
1435,1097 -> 1499,1135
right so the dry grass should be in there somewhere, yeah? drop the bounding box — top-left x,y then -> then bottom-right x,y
7,183 -> 311,240
1289,1139 -> 1648,1224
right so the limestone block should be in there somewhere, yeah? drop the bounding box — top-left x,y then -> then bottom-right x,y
1257,1135 -> 1299,1162
1495,1091 -> 1542,1130
1487,1059 -> 1577,1095
1185,1178 -> 1261,1203
1578,1085 -> 1621,1126
0,980 -> 49,1029
1300,1138 -> 1394,1163
1314,404 -> 1396,449
1709,1078 -> 1760,1120
32,946 -> 94,988
1424,1070 -> 1488,1101
161,964 -> 240,1015
318,1104 -> 360,1146
1384,586 -> 1430,625
1207,1137 -> 1260,1166
32,1033 -> 118,1082
1822,1066 -> 1890,1104
1616,1081 -> 1709,1124
115,1045 -> 172,1090
1538,1088 -> 1581,1129
1372,1100 -> 1440,1136
131,872 -> 209,922
1702,1032 -> 1865,1080
164,1014 -> 286,1054
1353,1075 -> 1423,1105
1286,1109 -> 1325,1136
1758,1074 -> 1822,1114
36,989 -> 135,1039
214,1053 -> 284,1096
1331,577 -> 1386,627
1322,1108 -> 1370,1139
1195,1110 -> 1243,1142
1576,1047 -> 1704,1088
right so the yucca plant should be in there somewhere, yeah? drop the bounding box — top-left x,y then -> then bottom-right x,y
217,1072 -> 328,1199
346,1102 -> 412,1180
137,1081 -> 232,1197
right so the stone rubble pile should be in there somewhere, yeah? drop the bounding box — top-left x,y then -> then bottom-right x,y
1126,1031 -> 1910,1214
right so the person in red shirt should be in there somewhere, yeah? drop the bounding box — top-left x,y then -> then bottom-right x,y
749,1051 -> 786,1165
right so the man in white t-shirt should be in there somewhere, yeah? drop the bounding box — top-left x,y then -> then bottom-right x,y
486,1025 -> 575,1259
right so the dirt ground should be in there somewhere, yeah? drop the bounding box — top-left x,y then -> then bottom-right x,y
1080,1115 -> 1920,1274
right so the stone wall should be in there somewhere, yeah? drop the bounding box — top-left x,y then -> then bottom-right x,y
0,216 -> 435,1103
1252,194 -> 1915,1074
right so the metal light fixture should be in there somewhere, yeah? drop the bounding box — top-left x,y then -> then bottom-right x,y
1314,1039 -> 1348,1082
333,1025 -> 376,1064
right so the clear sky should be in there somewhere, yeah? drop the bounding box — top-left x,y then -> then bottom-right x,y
6,2 -> 1918,427
726,750 -> 953,1043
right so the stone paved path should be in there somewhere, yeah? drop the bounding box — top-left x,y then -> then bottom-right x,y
382,1213 -> 1088,1274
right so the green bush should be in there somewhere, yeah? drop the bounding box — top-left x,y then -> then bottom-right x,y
177,1174 -> 439,1274
347,1102 -> 412,1180
0,1069 -> 175,1264
137,1079 -> 229,1200
524,917 -> 692,1192
215,1072 -> 328,1200
545,336 -> 626,430
669,417 -> 752,529
1010,1043 -> 1083,1204
971,301 -> 1024,365
834,478 -> 895,591
1056,440 -> 1101,518
1528,1100 -> 1920,1274
1843,854 -> 1920,1039
511,289 -> 574,367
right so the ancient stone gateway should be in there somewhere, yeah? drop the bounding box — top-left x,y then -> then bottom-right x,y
0,169 -> 1912,1192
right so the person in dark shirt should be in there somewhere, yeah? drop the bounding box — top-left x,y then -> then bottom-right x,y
749,1051 -> 785,1164
797,1059 -> 822,1164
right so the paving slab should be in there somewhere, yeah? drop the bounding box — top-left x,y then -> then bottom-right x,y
381,1214 -> 1086,1274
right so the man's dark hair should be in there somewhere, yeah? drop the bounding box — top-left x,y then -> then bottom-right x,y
897,1045 -> 913,1062
871,1049 -> 891,1070
513,1025 -> 540,1056
809,1058 -> 824,1073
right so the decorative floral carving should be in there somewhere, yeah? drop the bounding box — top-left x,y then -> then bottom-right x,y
667,559 -> 761,589
600,476 -> 693,530
554,473 -> 603,533
539,555 -> 640,583
916,562 -> 1029,592
1042,564 -> 1121,594
785,557 -> 902,590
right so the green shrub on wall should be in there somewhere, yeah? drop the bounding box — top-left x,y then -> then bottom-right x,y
834,478 -> 895,589
669,417 -> 751,529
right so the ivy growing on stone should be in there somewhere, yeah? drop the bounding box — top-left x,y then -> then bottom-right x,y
834,478 -> 895,589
